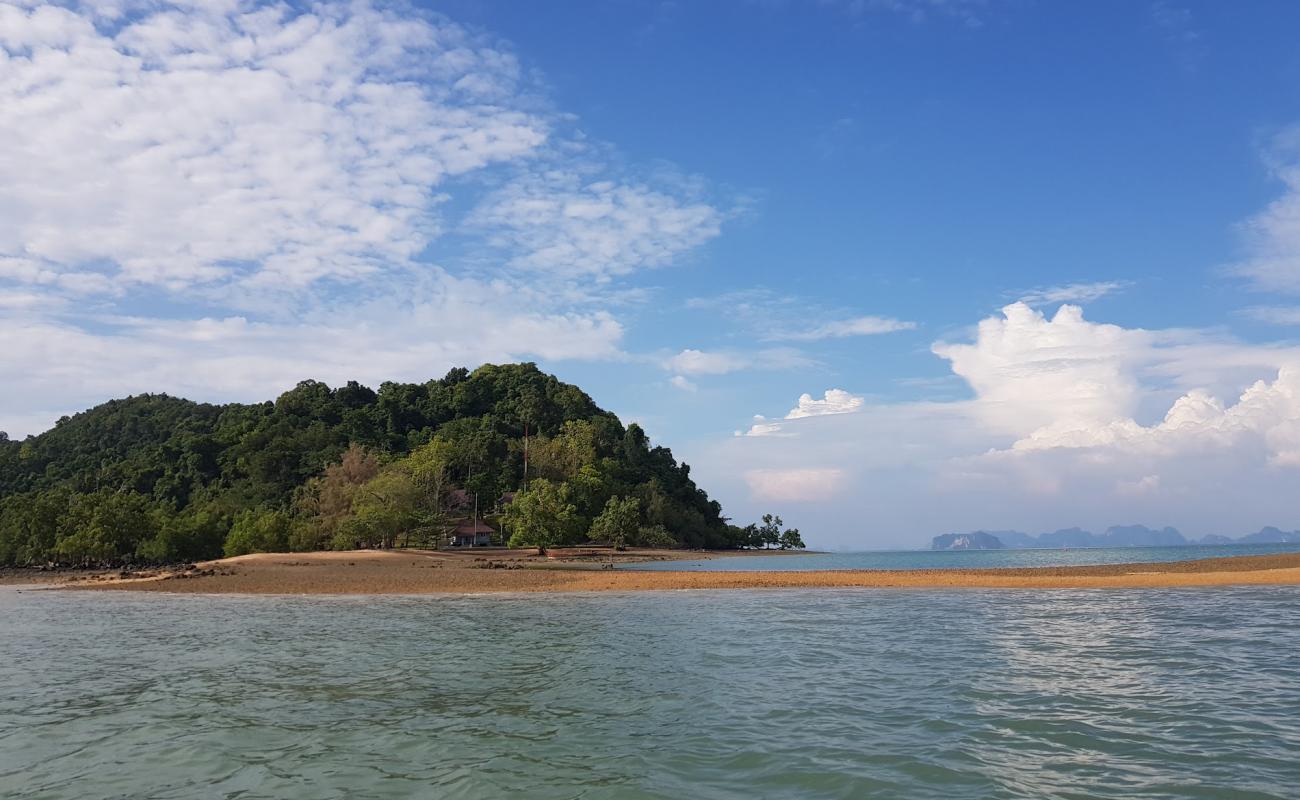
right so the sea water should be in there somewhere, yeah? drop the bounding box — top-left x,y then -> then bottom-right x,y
621,542 -> 1300,571
3,586 -> 1300,798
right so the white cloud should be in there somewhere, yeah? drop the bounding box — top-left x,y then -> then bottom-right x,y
932,302 -> 1147,436
669,375 -> 697,392
0,276 -> 625,436
0,0 -> 730,436
744,468 -> 846,503
770,315 -> 916,341
1003,368 -> 1300,467
467,172 -> 725,280
1230,126 -> 1300,293
1244,306 -> 1300,326
693,303 -> 1300,549
686,288 -> 913,347
785,389 -> 865,419
1017,280 -> 1130,306
665,348 -> 748,376
0,0 -> 547,292
662,346 -> 811,377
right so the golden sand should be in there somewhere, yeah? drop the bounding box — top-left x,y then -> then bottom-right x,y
37,548 -> 1300,594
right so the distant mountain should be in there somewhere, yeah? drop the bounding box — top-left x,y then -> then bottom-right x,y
929,524 -> 1300,550
1238,527 -> 1300,544
1037,527 -> 1098,548
1103,525 -> 1187,547
995,530 -> 1040,549
931,531 -> 1006,551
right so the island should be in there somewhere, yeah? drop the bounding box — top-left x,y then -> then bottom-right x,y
931,531 -> 1006,550
0,364 -> 802,570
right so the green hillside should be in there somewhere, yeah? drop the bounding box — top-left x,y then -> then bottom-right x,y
0,363 -> 793,565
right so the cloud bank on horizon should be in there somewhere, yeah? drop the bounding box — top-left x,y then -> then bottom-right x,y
4,0 -> 1300,547
720,301 -> 1300,546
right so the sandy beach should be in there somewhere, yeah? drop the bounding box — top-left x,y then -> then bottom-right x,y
11,548 -> 1300,594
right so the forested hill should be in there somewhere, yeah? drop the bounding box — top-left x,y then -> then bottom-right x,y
0,363 -> 772,566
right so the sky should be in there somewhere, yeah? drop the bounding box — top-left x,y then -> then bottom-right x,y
4,0 -> 1300,548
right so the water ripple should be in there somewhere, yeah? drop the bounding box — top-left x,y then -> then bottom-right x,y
1,587 -> 1299,798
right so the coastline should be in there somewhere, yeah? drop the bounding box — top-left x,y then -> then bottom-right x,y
12,548 -> 1300,594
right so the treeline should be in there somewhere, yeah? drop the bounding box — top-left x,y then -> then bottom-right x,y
0,364 -> 801,565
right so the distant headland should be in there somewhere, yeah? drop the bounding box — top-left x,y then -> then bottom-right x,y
931,525 -> 1300,551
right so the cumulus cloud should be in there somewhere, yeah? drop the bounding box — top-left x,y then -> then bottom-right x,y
697,302 -> 1300,548
785,389 -> 865,419
932,302 -> 1147,436
769,315 -> 916,341
1002,368 -> 1300,466
669,375 -> 697,392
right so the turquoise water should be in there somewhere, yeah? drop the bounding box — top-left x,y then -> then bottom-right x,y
3,587 -> 1300,798
623,543 -> 1300,571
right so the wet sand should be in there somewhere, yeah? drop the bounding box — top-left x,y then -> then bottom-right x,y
38,548 -> 1300,594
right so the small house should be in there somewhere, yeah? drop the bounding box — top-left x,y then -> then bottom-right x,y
446,519 -> 494,547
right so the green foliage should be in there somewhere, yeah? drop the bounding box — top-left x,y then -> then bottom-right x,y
779,526 -> 806,550
54,490 -> 161,563
137,508 -> 230,563
348,469 -> 423,549
0,363 -> 744,564
504,479 -> 582,551
589,495 -> 640,549
728,514 -> 806,550
223,509 -> 292,557
633,524 -> 677,548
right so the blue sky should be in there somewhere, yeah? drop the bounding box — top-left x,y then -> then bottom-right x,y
4,0 -> 1300,546
436,0 -> 1300,427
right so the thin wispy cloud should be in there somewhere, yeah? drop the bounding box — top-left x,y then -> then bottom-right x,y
663,347 -> 814,377
1229,126 -> 1300,294
687,288 -> 914,343
1149,1 -> 1205,71
1017,281 -> 1131,307
1244,306 -> 1300,326
769,316 -> 916,341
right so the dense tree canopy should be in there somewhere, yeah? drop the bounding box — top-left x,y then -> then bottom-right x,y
0,363 -> 789,565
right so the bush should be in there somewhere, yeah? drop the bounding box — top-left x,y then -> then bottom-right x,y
136,510 -> 228,563
633,524 -> 677,548
589,496 -> 640,549
223,509 -> 292,557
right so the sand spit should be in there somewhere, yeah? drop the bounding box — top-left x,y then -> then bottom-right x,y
28,548 -> 1300,594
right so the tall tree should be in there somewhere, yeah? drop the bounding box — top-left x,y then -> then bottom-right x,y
503,479 -> 582,553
